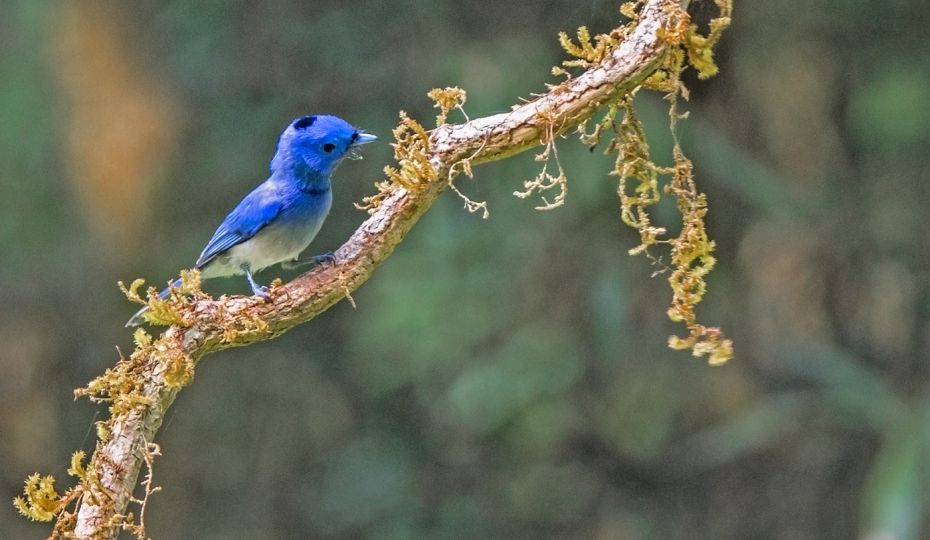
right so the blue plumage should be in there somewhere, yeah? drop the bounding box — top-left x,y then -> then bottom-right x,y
195,184 -> 285,269
126,114 -> 376,327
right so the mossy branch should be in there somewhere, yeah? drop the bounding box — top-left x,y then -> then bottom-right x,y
23,1 -> 726,537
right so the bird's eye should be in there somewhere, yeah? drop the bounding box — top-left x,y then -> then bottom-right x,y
322,143 -> 336,153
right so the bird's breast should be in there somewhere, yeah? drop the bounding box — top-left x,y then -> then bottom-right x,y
204,189 -> 332,276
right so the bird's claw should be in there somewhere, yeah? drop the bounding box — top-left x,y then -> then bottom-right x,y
252,285 -> 272,301
282,251 -> 336,270
314,251 -> 336,265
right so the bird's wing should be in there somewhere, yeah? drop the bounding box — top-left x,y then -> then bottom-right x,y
195,182 -> 284,268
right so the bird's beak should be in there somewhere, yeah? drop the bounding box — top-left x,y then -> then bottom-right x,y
354,132 -> 378,145
346,132 -> 377,160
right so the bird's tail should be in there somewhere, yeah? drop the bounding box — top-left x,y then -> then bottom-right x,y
125,277 -> 183,327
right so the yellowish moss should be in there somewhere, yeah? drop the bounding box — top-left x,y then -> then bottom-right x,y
610,98 -> 667,254
67,451 -> 88,482
76,353 -> 154,416
20,441 -> 162,537
643,47 -> 686,94
663,148 -> 733,365
177,268 -> 202,294
119,269 -> 206,327
357,110 -> 437,213
132,328 -> 152,349
75,296 -> 201,430
41,355 -> 168,534
384,111 -> 435,189
558,25 -> 618,69
514,117 -> 569,210
427,86 -> 467,126
607,99 -> 732,363
118,278 -> 146,304
218,308 -> 273,344
683,0 -> 732,79
124,442 -> 162,540
358,87 -> 470,215
426,87 -> 492,218
574,0 -> 733,363
552,1 -> 643,78
162,349 -> 195,389
619,0 -> 644,20
655,2 -> 691,45
14,474 -> 64,521
578,103 -> 620,148
142,285 -> 185,326
96,420 -> 111,443
13,451 -> 93,533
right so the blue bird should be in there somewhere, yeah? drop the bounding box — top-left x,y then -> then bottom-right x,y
126,114 -> 376,327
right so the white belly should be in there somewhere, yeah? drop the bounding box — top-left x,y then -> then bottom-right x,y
200,216 -> 327,278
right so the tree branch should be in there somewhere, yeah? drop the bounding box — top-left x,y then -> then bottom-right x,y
67,1 -> 683,536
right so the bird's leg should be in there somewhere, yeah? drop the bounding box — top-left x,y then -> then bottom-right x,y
281,251 -> 336,270
240,263 -> 272,300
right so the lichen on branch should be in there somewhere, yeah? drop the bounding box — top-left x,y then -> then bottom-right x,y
523,0 -> 734,363
356,111 -> 436,214
513,118 -> 569,210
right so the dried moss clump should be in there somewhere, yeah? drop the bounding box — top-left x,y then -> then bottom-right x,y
683,0 -> 732,79
119,268 -> 205,327
13,452 -> 93,538
20,301 -> 187,535
357,110 -> 437,213
14,474 -> 75,522
561,0 -> 734,363
551,1 -> 646,78
514,117 -> 569,210
427,86 -> 467,126
17,276 -> 204,534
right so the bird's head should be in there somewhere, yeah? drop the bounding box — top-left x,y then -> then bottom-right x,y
271,114 -> 377,179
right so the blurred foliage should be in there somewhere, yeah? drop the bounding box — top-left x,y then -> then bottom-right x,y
1,0 -> 929,538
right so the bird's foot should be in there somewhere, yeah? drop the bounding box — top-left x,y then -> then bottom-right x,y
241,263 -> 272,301
313,251 -> 336,265
251,284 -> 272,301
282,251 -> 336,270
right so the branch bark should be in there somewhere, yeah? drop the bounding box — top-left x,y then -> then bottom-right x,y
69,1 -> 682,536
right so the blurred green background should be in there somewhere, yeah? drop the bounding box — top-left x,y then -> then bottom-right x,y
2,0 -> 929,538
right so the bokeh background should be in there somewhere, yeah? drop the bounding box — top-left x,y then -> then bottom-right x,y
2,0 -> 928,538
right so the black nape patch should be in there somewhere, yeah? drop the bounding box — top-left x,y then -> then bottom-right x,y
350,132 -> 360,143
293,116 -> 316,129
